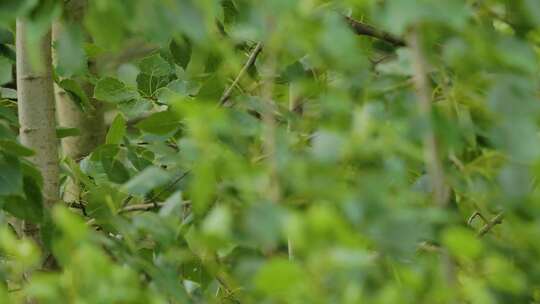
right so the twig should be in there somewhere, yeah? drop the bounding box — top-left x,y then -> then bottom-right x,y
417,241 -> 442,254
477,212 -> 504,238
219,42 -> 263,106
8,287 -> 22,293
344,16 -> 406,47
467,210 -> 488,226
118,202 -> 166,214
82,171 -> 191,226
144,170 -> 191,207
215,275 -> 241,304
218,16 -> 404,106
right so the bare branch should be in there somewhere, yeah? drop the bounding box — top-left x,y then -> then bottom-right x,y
118,202 -> 166,214
477,212 -> 504,238
344,16 -> 406,47
219,42 -> 263,106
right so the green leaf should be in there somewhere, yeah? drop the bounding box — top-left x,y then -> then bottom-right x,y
155,80 -> 193,104
255,258 -> 306,297
202,205 -> 232,239
3,176 -> 43,223
524,0 -> 540,27
0,102 -> 18,125
94,77 -> 138,103
106,114 -> 126,145
158,191 -> 183,218
126,147 -> 153,172
54,24 -> 86,77
0,44 -> 15,62
0,139 -> 34,157
85,1 -> 126,50
56,127 -> 81,139
122,166 -> 172,197
58,78 -> 91,110
196,76 -> 222,101
0,0 -> 36,26
93,145 -> 130,184
136,73 -> 171,97
170,36 -> 192,69
0,27 -> 14,44
221,0 -> 238,25
382,0 -> 469,34
442,227 -> 483,259
0,87 -> 16,100
0,152 -> 23,196
0,56 -> 12,85
136,111 -> 181,135
138,54 -> 172,77
117,98 -> 153,120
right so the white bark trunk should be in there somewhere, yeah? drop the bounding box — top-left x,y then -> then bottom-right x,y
53,0 -> 105,203
16,21 -> 59,210
16,20 -> 59,250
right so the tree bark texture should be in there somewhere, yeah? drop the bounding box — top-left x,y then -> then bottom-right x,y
16,21 -> 59,239
53,0 -> 105,203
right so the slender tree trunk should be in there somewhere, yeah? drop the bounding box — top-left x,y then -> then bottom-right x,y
409,30 -> 448,207
409,28 -> 456,302
286,81 -> 303,260
16,21 -> 59,238
53,0 -> 105,203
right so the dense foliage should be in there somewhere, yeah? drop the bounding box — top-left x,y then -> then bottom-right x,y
1,0 -> 540,303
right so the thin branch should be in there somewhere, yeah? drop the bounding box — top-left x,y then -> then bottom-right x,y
118,202 -> 166,214
219,42 -> 263,106
417,241 -> 442,254
409,29 -> 449,207
344,16 -> 406,47
80,171 -> 191,225
144,170 -> 191,207
467,210 -> 488,226
218,16 -> 405,106
409,27 -> 456,294
115,170 -> 190,213
477,212 -> 504,238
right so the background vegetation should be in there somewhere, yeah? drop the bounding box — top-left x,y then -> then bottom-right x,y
1,0 -> 540,303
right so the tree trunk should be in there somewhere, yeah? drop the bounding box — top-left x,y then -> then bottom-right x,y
16,21 -> 59,238
53,0 -> 105,203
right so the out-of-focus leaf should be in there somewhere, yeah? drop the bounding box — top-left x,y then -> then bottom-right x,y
58,78 -> 91,110
3,176 -> 43,223
170,37 -> 192,69
93,145 -> 130,184
54,24 -> 86,77
0,87 -> 16,100
136,111 -> 181,135
255,258 -> 306,298
85,1 -> 126,49
442,227 -> 483,259
122,166 -> 173,197
0,56 -> 12,85
0,152 -> 23,196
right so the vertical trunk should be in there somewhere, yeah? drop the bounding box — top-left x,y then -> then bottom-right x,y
53,0 -> 105,203
16,21 -> 59,237
409,30 -> 448,207
287,81 -> 303,131
286,81 -> 303,260
409,28 -> 455,301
